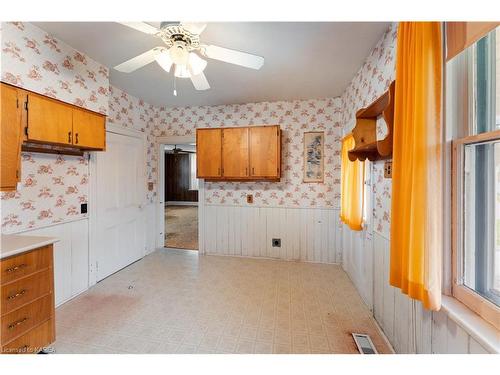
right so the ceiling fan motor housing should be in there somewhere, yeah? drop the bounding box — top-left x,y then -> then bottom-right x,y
158,23 -> 200,51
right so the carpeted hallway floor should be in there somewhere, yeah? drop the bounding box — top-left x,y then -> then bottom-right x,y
165,205 -> 198,250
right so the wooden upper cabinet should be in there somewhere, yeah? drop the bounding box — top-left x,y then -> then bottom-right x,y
0,84 -> 23,190
26,92 -> 73,145
1,84 -> 106,191
196,125 -> 281,181
197,128 -> 222,178
72,108 -> 106,150
249,125 -> 280,178
222,127 -> 249,178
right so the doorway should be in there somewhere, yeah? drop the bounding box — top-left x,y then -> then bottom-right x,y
163,144 -> 199,250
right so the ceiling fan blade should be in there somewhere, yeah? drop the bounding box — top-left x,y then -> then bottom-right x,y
118,22 -> 159,35
190,72 -> 210,91
181,22 -> 207,35
202,45 -> 264,70
114,47 -> 164,73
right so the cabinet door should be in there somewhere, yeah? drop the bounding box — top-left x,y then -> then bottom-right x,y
0,84 -> 23,190
196,129 -> 222,178
249,126 -> 280,178
72,108 -> 106,150
222,127 -> 249,178
27,92 -> 73,145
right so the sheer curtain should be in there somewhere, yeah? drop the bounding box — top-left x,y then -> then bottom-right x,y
340,134 -> 365,231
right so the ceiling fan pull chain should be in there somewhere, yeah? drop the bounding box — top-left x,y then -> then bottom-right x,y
173,75 -> 178,96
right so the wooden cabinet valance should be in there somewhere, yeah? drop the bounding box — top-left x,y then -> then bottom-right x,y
446,22 -> 499,61
196,125 -> 281,181
0,82 -> 106,191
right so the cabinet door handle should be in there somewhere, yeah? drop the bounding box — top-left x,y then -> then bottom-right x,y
7,289 -> 26,300
75,133 -> 79,144
245,167 -> 248,175
252,167 -> 255,175
8,317 -> 28,330
5,263 -> 27,273
68,131 -> 72,143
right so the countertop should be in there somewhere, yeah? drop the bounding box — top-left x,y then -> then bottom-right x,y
0,234 -> 59,260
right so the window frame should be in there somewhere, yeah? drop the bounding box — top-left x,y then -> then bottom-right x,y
452,129 -> 500,330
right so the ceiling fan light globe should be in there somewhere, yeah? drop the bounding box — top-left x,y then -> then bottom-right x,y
188,52 -> 207,76
155,51 -> 173,72
169,42 -> 189,65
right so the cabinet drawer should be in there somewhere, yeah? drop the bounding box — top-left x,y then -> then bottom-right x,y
1,246 -> 52,285
1,294 -> 52,344
1,270 -> 52,315
1,319 -> 54,354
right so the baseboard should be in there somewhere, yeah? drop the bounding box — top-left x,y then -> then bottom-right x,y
203,251 -> 342,266
165,201 -> 198,206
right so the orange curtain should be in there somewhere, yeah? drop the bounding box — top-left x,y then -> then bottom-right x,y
390,22 -> 443,311
340,134 -> 365,231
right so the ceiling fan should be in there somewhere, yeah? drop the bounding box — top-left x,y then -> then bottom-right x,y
114,22 -> 265,92
167,145 -> 195,154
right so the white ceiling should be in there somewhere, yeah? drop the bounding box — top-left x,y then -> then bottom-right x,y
34,22 -> 390,108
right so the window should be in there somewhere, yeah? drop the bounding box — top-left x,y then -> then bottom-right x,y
340,134 -> 365,231
189,153 -> 199,191
452,27 -> 500,330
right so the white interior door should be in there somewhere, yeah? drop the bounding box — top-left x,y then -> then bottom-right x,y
95,131 -> 146,281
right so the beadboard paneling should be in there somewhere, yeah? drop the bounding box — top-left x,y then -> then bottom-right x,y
13,218 -> 89,307
201,205 -> 341,264
371,231 -> 493,354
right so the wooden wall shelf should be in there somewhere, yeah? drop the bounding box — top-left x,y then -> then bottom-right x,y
348,81 -> 395,162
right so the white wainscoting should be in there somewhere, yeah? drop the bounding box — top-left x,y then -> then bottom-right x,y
371,232 -> 493,354
340,224 -> 373,308
201,205 -> 342,264
10,218 -> 90,307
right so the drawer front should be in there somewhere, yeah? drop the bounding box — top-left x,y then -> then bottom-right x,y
1,319 -> 54,354
1,270 -> 52,315
1,246 -> 52,285
1,294 -> 52,344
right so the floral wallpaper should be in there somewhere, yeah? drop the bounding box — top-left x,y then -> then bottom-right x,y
340,22 -> 397,239
1,21 -> 396,234
0,22 -> 109,114
1,153 -> 89,233
157,98 -> 343,208
107,85 -> 158,203
0,21 -> 108,233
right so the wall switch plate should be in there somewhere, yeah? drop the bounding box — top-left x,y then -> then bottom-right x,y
81,203 -> 88,214
272,238 -> 281,247
246,194 -> 253,204
384,160 -> 392,178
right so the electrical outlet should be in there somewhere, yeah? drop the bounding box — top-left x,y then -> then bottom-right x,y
384,160 -> 392,178
272,238 -> 281,247
81,203 -> 88,214
246,194 -> 254,204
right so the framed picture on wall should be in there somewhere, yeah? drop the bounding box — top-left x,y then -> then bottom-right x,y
303,131 -> 324,183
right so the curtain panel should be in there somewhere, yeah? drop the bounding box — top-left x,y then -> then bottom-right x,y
390,22 -> 443,311
340,134 -> 365,231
